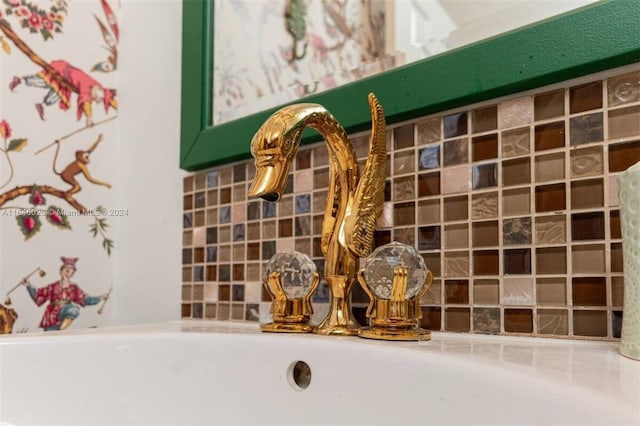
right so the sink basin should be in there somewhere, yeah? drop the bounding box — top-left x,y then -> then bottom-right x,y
1,320 -> 638,425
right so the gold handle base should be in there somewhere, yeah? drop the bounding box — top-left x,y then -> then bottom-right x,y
313,322 -> 360,336
358,326 -> 431,341
261,322 -> 315,333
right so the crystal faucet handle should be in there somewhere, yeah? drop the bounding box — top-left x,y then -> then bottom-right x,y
261,251 -> 319,334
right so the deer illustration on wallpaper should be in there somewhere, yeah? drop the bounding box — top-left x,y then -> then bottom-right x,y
0,0 -> 117,255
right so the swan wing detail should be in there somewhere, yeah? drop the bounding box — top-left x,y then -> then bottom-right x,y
345,93 -> 387,258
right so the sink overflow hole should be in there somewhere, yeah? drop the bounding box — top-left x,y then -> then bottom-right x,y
288,360 -> 311,391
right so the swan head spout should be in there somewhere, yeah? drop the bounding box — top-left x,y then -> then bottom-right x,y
248,105 -> 318,202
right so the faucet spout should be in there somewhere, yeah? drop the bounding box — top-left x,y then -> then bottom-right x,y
248,162 -> 289,202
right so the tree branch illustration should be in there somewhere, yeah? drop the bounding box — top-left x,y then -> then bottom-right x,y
0,21 -> 77,94
0,185 -> 86,212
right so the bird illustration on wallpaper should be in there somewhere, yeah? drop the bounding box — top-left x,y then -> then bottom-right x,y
91,0 -> 119,73
0,3 -> 116,254
16,257 -> 111,332
9,59 -> 117,126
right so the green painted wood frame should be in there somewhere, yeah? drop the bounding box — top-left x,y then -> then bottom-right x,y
181,0 -> 640,171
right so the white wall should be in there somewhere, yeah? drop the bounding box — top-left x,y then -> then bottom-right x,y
112,0 -> 183,325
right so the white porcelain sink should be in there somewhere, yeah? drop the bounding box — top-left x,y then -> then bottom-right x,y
1,320 -> 638,425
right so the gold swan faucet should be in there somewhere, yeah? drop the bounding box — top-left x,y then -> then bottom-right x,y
248,93 -> 387,335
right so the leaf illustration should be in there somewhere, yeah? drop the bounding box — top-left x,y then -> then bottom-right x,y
16,214 -> 41,240
29,186 -> 46,205
104,239 -> 114,256
1,38 -> 10,54
45,205 -> 71,229
7,138 -> 27,152
286,0 -> 306,41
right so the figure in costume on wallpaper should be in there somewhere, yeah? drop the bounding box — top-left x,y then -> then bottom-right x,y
22,257 -> 109,331
8,60 -> 117,127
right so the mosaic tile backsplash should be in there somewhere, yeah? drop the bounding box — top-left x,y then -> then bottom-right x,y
183,66 -> 640,340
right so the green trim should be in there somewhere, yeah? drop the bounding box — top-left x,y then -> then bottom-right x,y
181,0 -> 640,171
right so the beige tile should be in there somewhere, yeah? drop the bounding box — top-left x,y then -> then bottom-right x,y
537,309 -> 568,335
352,134 -> 371,158
377,202 -> 394,228
206,208 -> 218,226
537,277 -> 566,305
280,197 -> 293,216
502,127 -> 530,158
535,215 -> 566,244
193,211 -> 205,227
607,70 -> 640,107
194,173 -> 206,190
232,303 -> 245,320
232,202 -> 246,223
394,227 -> 416,246
394,150 -> 415,174
219,167 -> 232,185
182,285 -> 192,301
394,176 -> 416,201
233,244 -> 245,261
503,188 -> 530,216
442,165 -> 471,194
570,146 -> 603,178
294,170 -> 313,193
244,281 -> 263,303
535,153 -> 564,183
473,307 -> 501,334
219,226 -> 231,243
218,245 -> 231,262
183,175 -> 194,193
417,117 -> 441,145
418,199 -> 440,225
611,277 -> 624,307
182,267 -> 191,282
608,105 -> 640,140
277,237 -> 295,253
313,191 -> 327,213
262,220 -> 276,239
183,230 -> 193,246
421,279 -> 441,305
247,263 -> 262,282
572,244 -> 606,274
295,238 -> 312,256
233,184 -> 246,202
609,175 -> 619,207
445,224 -> 469,249
503,278 -> 534,306
473,279 -> 499,305
247,162 -> 256,180
499,97 -> 533,129
192,227 -> 206,246
444,251 -> 469,277
204,284 -> 218,302
472,192 -> 498,219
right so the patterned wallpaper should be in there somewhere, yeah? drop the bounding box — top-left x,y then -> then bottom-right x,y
183,65 -> 640,340
0,0 -> 119,334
